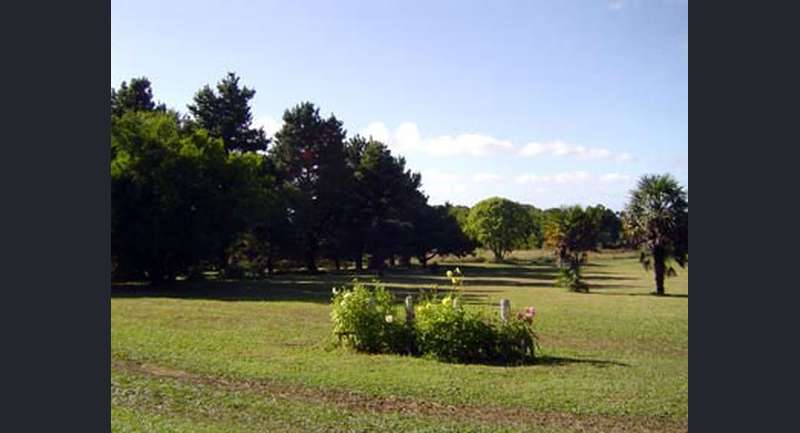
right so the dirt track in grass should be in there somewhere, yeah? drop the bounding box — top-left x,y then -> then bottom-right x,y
113,358 -> 687,433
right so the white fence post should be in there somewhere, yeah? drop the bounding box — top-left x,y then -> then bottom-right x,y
500,299 -> 511,323
405,295 -> 415,322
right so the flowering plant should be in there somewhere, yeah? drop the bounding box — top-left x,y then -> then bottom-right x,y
330,280 -> 411,353
329,271 -> 539,364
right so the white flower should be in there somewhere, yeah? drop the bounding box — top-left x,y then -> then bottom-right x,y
332,287 -> 340,295
385,314 -> 394,323
446,270 -> 454,278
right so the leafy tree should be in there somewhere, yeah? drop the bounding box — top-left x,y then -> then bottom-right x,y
543,206 -> 602,292
224,165 -> 287,277
269,102 -> 350,272
586,204 -> 623,248
466,197 -> 531,261
446,204 -> 471,229
622,174 -> 688,295
111,77 -> 166,117
521,204 -> 545,248
188,72 -> 269,153
407,203 -> 476,267
111,111 -> 264,282
343,137 -> 425,273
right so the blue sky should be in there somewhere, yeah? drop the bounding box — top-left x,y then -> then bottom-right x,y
112,0 -> 688,210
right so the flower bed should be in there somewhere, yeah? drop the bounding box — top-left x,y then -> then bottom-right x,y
331,269 -> 539,365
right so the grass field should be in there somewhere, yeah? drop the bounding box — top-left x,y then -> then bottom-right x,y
111,249 -> 688,433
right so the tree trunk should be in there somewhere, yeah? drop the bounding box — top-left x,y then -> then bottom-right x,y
305,250 -> 317,273
653,248 -> 666,295
334,256 -> 341,271
492,248 -> 504,262
419,255 -> 428,268
266,253 -> 274,276
355,254 -> 363,272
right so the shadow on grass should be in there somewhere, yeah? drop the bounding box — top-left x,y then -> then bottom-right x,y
533,355 -> 630,368
112,277 -> 500,305
425,354 -> 630,368
112,263 -> 565,303
586,291 -> 688,298
111,261 -> 643,303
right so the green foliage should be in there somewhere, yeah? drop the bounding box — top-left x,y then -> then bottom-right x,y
269,102 -> 351,271
622,174 -> 689,295
521,204 -> 545,248
330,281 -> 411,353
556,266 -> 589,293
111,111 -> 265,282
111,77 -> 166,117
188,72 -> 269,153
340,136 -> 434,272
465,197 -> 532,261
407,203 -> 476,267
414,293 -> 495,363
586,204 -> 623,248
330,269 -> 538,365
544,206 -> 602,292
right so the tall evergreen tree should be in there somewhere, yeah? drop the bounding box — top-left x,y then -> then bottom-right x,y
111,77 -> 165,117
341,136 -> 428,273
188,72 -> 269,153
269,102 -> 350,272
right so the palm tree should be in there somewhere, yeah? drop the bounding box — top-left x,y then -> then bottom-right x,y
622,174 -> 688,295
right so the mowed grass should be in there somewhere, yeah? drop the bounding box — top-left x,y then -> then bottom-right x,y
111,250 -> 688,433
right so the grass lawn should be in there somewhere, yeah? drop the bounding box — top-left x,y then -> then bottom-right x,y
111,249 -> 688,433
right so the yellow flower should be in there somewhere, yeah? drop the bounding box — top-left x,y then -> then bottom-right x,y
446,270 -> 454,278
451,277 -> 458,285
385,314 -> 394,323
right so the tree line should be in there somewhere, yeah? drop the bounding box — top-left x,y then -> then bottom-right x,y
111,73 -> 687,294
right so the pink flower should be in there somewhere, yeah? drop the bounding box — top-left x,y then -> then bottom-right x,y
524,306 -> 536,318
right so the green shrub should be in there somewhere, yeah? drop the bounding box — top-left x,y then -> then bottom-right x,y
495,307 -> 538,364
330,280 -> 410,353
556,267 -> 589,293
414,294 -> 496,363
329,270 -> 539,365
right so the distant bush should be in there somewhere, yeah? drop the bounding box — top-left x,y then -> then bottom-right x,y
556,267 -> 589,293
330,269 -> 538,364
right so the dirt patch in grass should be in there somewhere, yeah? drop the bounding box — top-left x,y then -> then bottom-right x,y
113,358 -> 687,433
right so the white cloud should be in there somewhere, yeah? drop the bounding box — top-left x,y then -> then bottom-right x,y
360,121 -> 390,143
515,171 -> 591,185
616,152 -> 634,162
608,0 -> 625,10
519,141 -> 613,160
256,116 -> 282,138
473,173 -> 505,183
420,170 -> 468,201
359,121 -> 513,158
519,140 -> 635,162
600,173 -> 631,182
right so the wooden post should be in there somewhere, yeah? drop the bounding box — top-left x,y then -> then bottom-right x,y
500,299 -> 510,323
405,295 -> 415,322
